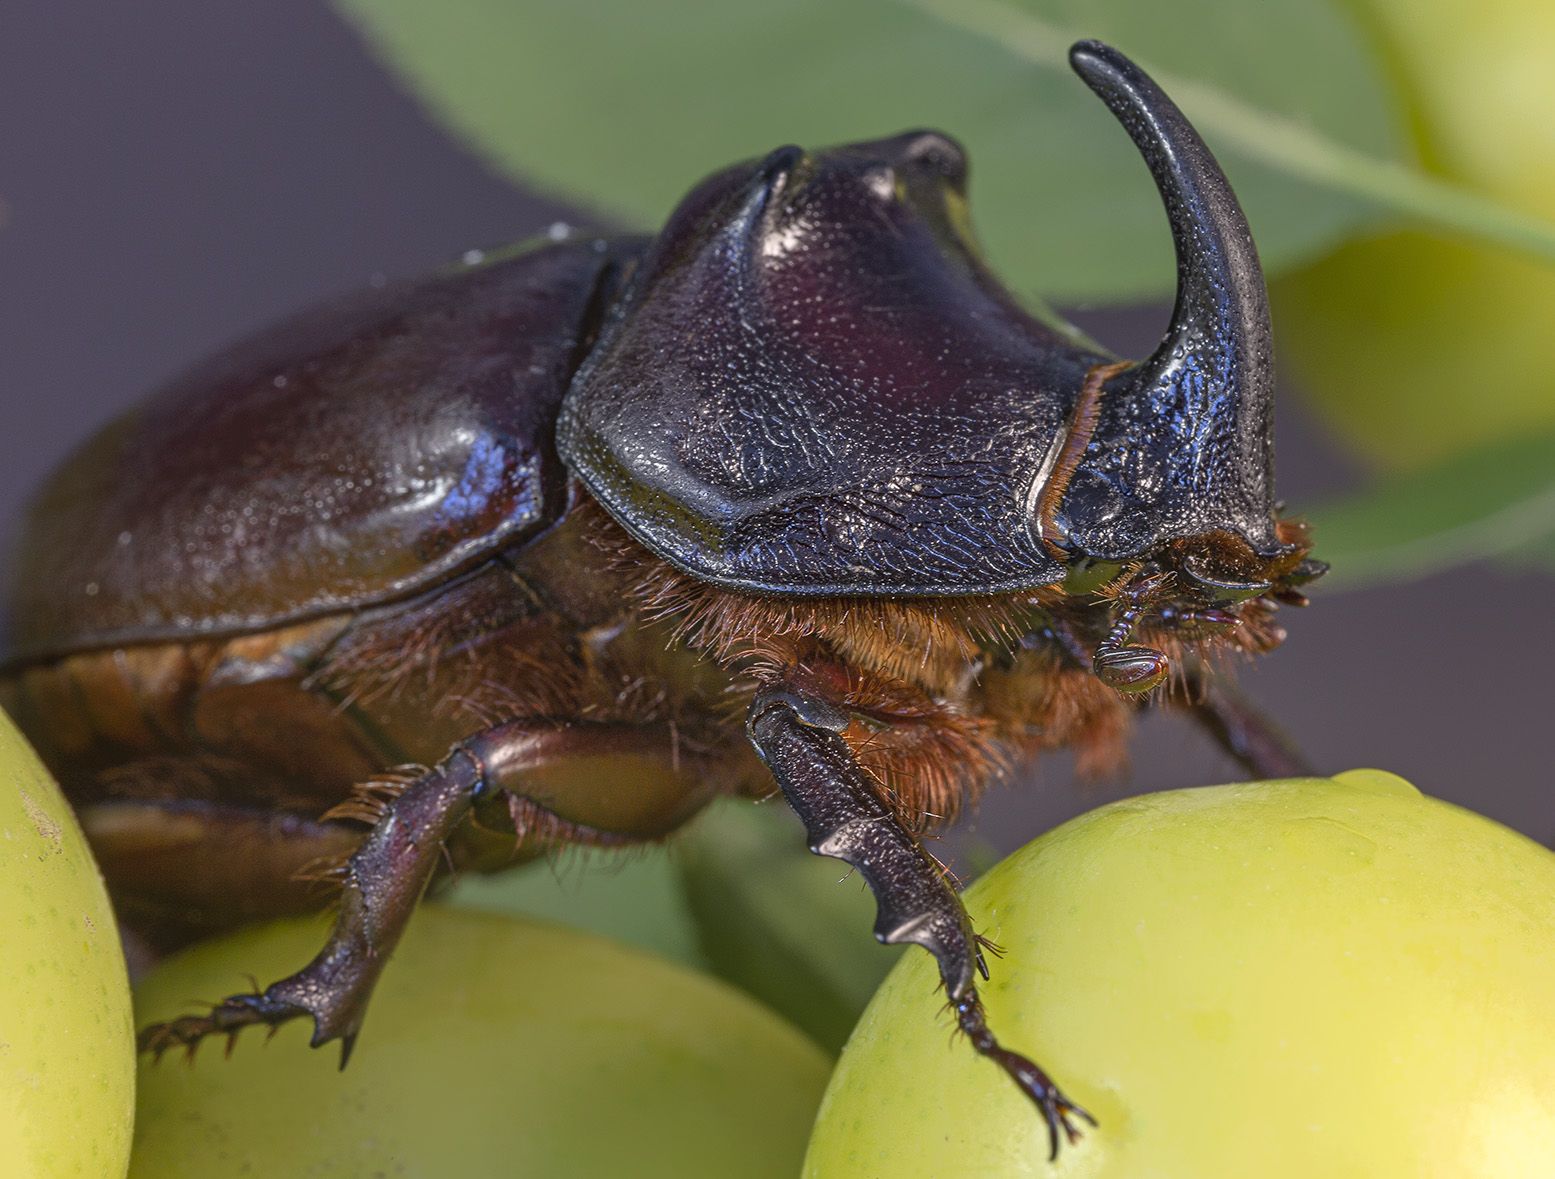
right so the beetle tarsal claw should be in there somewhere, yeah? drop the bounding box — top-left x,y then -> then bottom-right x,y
138,990 -> 311,1063
953,988 -> 1095,1161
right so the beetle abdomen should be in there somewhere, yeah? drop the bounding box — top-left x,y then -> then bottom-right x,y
1,237 -> 645,664
0,524 -> 761,945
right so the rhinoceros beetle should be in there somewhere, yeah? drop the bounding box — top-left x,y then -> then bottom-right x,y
0,41 -> 1321,1157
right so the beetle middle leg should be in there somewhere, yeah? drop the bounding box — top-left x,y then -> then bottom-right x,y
745,683 -> 1093,1160
137,720 -> 714,1064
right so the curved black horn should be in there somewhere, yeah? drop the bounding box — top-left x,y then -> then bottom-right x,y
1062,41 -> 1278,557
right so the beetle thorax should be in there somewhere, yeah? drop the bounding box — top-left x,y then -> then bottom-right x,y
579,498 -> 1303,829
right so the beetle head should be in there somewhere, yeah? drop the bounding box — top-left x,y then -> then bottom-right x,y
1048,41 -> 1324,693
1051,42 -> 1286,593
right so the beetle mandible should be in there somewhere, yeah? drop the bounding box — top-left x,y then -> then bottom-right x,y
0,41 -> 1322,1156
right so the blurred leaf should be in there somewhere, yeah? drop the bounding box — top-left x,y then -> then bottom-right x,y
335,0 -> 1412,303
907,0 -> 1555,268
443,848 -> 705,971
675,800 -> 904,1054
1310,429 -> 1555,589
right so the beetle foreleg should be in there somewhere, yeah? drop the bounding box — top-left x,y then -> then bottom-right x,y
746,684 -> 1093,1160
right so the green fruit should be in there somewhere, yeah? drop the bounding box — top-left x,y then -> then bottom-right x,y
0,710 -> 135,1178
131,906 -> 830,1178
1279,233 -> 1555,468
806,772 -> 1555,1178
1276,0 -> 1555,469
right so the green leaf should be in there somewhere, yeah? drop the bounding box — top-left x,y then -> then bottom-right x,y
675,800 -> 904,1054
334,0 -> 1412,303
1309,429 -> 1555,590
906,0 -> 1555,269
443,848 -> 706,971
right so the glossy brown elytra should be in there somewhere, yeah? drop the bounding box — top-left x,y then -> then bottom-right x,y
0,41 -> 1322,1157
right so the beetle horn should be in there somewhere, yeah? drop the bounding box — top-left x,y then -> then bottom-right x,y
1065,41 -> 1278,555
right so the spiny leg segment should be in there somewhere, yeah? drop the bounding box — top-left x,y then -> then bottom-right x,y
138,719 -> 653,1062
137,746 -> 485,1064
137,719 -> 707,1063
746,684 -> 1093,1161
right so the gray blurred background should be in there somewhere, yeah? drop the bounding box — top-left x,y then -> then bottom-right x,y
0,0 -> 1546,854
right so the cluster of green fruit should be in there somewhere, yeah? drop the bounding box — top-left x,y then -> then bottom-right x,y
1280,0 -> 1555,467
6,704 -> 1555,1178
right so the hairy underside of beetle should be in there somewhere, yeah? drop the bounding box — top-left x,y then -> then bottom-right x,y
580,499 -> 1309,833
0,481 -> 1308,960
